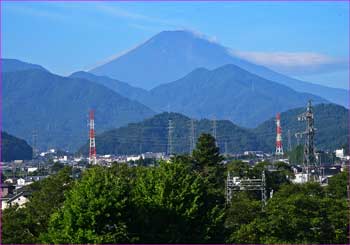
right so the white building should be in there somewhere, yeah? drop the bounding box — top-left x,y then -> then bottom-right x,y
27,167 -> 38,173
127,155 -> 141,162
1,192 -> 29,210
335,149 -> 344,159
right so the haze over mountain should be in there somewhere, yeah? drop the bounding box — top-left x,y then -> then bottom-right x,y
78,103 -> 347,156
141,65 -> 326,127
90,30 -> 347,107
76,65 -> 327,128
1,58 -> 47,73
3,68 -> 155,151
70,71 -> 148,99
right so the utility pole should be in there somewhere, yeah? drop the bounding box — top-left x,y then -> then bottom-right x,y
167,119 -> 174,156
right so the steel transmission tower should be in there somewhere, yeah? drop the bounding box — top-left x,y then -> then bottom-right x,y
275,113 -> 284,156
167,119 -> 174,156
297,100 -> 318,182
189,119 -> 196,154
89,110 -> 97,165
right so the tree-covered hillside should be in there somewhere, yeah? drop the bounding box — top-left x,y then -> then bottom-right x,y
3,69 -> 155,151
141,65 -> 326,127
253,103 -> 348,152
78,112 -> 268,155
78,103 -> 348,155
1,131 -> 33,161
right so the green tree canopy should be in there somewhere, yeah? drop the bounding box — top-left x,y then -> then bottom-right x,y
42,166 -> 130,243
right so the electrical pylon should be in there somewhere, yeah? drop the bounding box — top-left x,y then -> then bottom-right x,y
297,100 -> 318,182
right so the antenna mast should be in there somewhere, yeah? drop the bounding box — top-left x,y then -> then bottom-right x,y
275,113 -> 284,156
89,110 -> 97,165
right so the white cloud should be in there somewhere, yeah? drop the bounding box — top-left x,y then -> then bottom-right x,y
231,51 -> 348,75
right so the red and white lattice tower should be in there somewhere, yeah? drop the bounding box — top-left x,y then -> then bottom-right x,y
89,110 -> 97,165
275,113 -> 284,156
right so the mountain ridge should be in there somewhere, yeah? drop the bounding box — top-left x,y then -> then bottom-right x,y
90,30 -> 347,107
77,103 -> 348,155
3,69 -> 155,151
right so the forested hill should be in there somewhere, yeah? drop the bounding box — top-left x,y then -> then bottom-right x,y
78,103 -> 348,155
3,69 -> 155,151
1,131 -> 33,162
78,112 -> 268,155
253,103 -> 349,152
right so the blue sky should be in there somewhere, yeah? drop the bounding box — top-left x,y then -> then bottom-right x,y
2,1 -> 349,89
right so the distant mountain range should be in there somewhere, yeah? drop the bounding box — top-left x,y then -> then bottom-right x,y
2,58 -> 47,73
70,71 -> 148,100
90,30 -> 348,107
3,60 -> 155,151
78,103 -> 348,155
76,65 -> 326,127
3,28 -> 347,152
1,131 -> 33,162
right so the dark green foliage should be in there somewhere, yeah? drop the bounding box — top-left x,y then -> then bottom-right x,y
78,112 -> 268,155
2,167 -> 73,243
3,69 -> 155,151
326,170 -> 348,199
192,134 -> 224,193
253,103 -> 348,152
226,160 -> 250,177
130,161 -> 224,243
288,145 -> 304,164
229,182 -> 348,244
1,131 -> 32,161
225,192 -> 262,243
42,166 -> 130,243
3,143 -> 348,244
50,162 -> 65,173
41,159 -> 225,243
